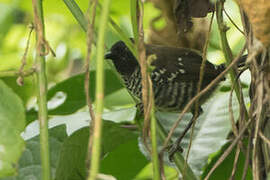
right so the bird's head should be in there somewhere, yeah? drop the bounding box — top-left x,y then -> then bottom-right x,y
105,40 -> 139,77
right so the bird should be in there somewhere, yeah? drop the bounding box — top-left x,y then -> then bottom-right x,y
105,40 -> 246,156
105,40 -> 229,112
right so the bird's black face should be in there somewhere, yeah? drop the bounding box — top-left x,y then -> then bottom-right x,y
105,40 -> 139,77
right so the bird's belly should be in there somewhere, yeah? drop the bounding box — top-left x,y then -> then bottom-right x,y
153,81 -> 194,112
125,75 -> 218,112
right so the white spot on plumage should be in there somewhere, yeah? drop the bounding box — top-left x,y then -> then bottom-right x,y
179,69 -> 186,74
168,72 -> 178,81
154,71 -> 160,76
178,57 -> 182,61
159,68 -> 166,74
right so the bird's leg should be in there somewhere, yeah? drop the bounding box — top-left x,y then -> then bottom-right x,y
168,107 -> 202,161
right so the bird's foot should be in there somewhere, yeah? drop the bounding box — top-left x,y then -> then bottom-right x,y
167,142 -> 183,161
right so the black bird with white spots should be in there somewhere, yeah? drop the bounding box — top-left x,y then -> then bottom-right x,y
105,40 -> 226,113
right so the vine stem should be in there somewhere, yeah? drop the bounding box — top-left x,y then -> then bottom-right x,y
216,1 -> 248,118
84,0 -> 97,170
32,0 -> 51,179
87,0 -> 111,179
0,68 -> 35,78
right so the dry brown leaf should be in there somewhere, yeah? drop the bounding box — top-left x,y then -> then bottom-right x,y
148,0 -> 209,51
237,0 -> 270,47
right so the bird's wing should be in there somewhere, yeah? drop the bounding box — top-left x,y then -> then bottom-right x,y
145,44 -> 222,82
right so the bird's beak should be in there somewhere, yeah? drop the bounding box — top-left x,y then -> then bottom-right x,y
104,51 -> 113,59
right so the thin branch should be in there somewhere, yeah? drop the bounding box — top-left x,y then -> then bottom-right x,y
137,1 -> 160,179
252,74 -> 264,180
87,0 -> 111,179
228,66 -> 248,137
183,12 -> 214,177
137,0 -> 150,138
17,23 -> 34,86
149,77 -> 161,180
185,10 -> 215,161
241,133 -> 252,180
156,120 -> 197,180
259,131 -> 270,148
0,68 -> 36,78
229,144 -> 241,180
84,0 -> 97,170
223,8 -> 245,36
216,1 -> 248,120
32,0 -> 51,179
204,118 -> 252,180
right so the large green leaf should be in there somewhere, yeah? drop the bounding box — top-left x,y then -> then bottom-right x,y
201,140 -> 252,180
0,80 -> 25,178
150,87 -> 250,176
26,70 -> 125,123
2,125 -> 68,180
1,76 -> 35,105
47,70 -> 124,115
55,120 -> 144,180
100,139 -> 148,180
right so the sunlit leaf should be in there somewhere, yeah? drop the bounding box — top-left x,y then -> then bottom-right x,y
0,80 -> 25,178
1,125 -> 67,180
55,120 -> 142,180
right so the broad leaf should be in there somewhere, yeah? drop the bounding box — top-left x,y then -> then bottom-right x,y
27,70 -> 125,124
0,80 -> 25,178
2,125 -> 67,180
201,140 -> 252,179
55,120 -> 143,180
151,87 -> 250,176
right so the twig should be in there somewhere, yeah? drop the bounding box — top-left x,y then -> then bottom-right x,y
32,0 -> 51,179
156,120 -> 197,180
228,67 -> 248,137
223,8 -> 245,36
0,68 -> 36,78
137,1 -> 160,179
184,11 -> 214,176
229,144 -> 241,180
259,131 -> 270,148
216,1 -> 248,120
204,118 -> 252,180
84,0 -> 97,171
162,45 -> 247,151
252,73 -> 264,180
229,81 -> 239,137
241,133 -> 252,180
137,0 -> 150,139
149,77 -> 161,180
87,0 -> 111,179
17,23 -> 34,86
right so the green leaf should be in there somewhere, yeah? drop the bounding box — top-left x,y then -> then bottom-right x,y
26,70 -> 125,124
0,80 -> 25,178
201,140 -> 252,180
134,163 -> 178,180
1,77 -> 35,105
154,87 -> 249,176
1,125 -> 68,180
48,70 -> 124,115
55,120 -> 142,180
100,139 -> 148,180
102,107 -> 136,123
